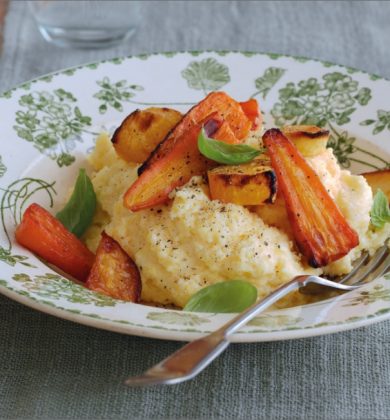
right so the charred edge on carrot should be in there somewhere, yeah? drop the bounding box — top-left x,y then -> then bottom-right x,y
263,128 -> 359,268
137,106 -> 195,176
137,93 -> 252,176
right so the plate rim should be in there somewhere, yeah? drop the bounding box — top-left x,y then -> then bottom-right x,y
0,49 -> 389,342
2,281 -> 390,343
1,49 -> 388,98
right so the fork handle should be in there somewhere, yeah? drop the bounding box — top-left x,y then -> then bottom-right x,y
126,275 -> 356,386
179,278 -> 303,373
219,277 -> 302,338
148,275 -> 355,383
216,274 -> 357,338
131,277 -> 303,385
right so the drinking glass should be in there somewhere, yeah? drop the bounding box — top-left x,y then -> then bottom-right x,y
28,1 -> 141,49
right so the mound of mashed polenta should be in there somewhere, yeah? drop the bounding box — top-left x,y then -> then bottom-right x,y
83,134 -> 389,309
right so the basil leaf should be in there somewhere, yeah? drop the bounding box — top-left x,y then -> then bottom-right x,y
184,280 -> 257,313
56,168 -> 96,237
370,189 -> 390,229
198,127 -> 262,165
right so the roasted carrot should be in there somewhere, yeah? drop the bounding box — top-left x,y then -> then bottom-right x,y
15,203 -> 94,281
212,120 -> 241,144
263,129 -> 359,267
124,93 -> 253,212
138,91 -> 251,175
124,116 -> 224,211
240,98 -> 262,130
86,232 -> 141,302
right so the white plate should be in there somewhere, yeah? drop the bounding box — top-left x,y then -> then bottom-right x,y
0,51 -> 389,342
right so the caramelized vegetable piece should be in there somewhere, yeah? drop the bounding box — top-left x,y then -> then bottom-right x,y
112,107 -> 182,164
212,120 -> 241,145
208,159 -> 277,206
263,129 -> 359,267
124,116 -> 225,211
240,98 -> 262,130
362,169 -> 390,201
138,91 -> 252,175
86,232 -> 141,302
124,93 -> 253,212
15,203 -> 94,281
281,125 -> 329,157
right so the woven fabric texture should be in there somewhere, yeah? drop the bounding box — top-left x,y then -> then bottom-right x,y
1,1 -> 390,419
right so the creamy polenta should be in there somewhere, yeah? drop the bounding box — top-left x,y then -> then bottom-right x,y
83,134 -> 389,309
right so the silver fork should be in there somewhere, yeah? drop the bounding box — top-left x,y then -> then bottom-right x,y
125,242 -> 390,387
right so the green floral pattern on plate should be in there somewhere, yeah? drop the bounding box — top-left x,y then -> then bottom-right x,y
147,312 -> 210,326
0,51 -> 388,342
344,284 -> 390,306
12,273 -> 117,307
247,314 -> 303,328
13,89 -> 93,167
360,110 -> 390,135
0,157 -> 6,178
0,249 -> 33,268
0,177 -> 56,268
181,58 -> 230,94
271,72 -> 371,127
94,77 -> 144,114
251,67 -> 286,99
270,72 -> 389,170
327,124 -> 389,169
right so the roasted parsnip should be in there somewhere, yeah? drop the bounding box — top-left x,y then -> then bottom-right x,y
208,159 -> 277,206
112,107 -> 182,164
282,125 -> 329,157
138,92 -> 252,175
124,92 -> 253,211
362,169 -> 390,201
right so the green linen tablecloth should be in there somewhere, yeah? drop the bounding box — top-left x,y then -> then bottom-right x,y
1,1 -> 390,419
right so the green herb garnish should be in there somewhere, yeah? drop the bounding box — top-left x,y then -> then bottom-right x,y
198,127 -> 262,165
184,280 -> 257,313
370,189 -> 390,229
56,168 -> 96,237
